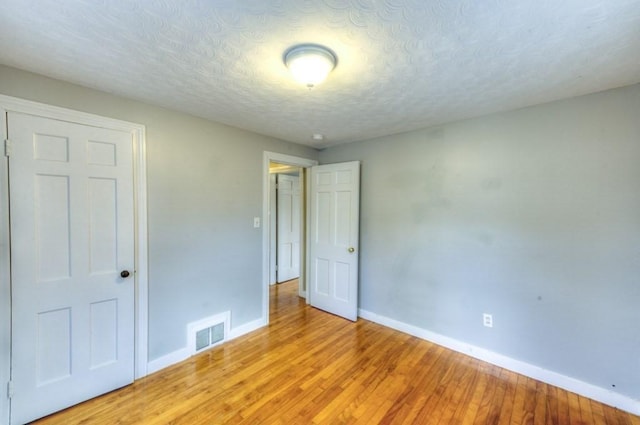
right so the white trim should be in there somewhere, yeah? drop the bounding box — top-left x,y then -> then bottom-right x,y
262,152 -> 317,326
228,317 -> 267,341
147,348 -> 190,375
147,317 -> 266,375
358,308 -> 640,416
0,95 -> 143,133
0,100 -> 11,425
132,124 -> 149,379
0,95 -> 149,384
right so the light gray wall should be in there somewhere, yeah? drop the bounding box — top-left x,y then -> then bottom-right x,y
319,84 -> 640,399
0,64 -> 318,378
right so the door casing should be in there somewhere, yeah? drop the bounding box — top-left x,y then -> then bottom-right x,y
0,95 -> 148,424
262,152 -> 317,322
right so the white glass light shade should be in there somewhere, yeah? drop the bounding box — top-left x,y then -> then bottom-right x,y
284,45 -> 336,88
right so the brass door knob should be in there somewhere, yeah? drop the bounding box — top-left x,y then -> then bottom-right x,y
348,247 -> 355,253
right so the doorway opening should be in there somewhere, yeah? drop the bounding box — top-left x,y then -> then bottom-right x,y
269,163 -> 303,286
262,152 -> 361,325
262,152 -> 317,324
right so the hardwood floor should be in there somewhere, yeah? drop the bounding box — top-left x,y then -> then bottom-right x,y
34,280 -> 638,424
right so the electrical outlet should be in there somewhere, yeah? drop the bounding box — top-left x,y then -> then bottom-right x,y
483,313 -> 493,328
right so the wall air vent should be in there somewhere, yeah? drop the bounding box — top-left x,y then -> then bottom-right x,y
187,311 -> 230,355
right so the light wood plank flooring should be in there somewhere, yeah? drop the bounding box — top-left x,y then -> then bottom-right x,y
34,280 -> 639,424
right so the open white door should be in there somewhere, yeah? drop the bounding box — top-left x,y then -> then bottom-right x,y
8,112 -> 135,424
276,174 -> 301,282
309,161 -> 360,321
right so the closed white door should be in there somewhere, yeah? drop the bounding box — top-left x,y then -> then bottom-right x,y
277,174 -> 301,282
309,162 -> 360,321
8,112 -> 135,424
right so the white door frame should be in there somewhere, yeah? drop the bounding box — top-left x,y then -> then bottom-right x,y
262,152 -> 317,324
0,95 -> 149,423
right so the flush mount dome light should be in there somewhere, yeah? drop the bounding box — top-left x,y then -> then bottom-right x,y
284,44 -> 337,88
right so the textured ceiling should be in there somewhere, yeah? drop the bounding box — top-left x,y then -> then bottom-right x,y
0,1 -> 639,148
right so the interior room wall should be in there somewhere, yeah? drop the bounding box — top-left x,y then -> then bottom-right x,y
319,84 -> 640,401
0,64 -> 319,375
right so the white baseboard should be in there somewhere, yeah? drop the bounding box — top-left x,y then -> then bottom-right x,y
147,347 -> 190,375
228,316 -> 267,340
147,309 -> 639,415
358,308 -> 640,416
146,315 -> 267,376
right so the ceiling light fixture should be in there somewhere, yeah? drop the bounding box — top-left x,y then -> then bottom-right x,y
284,44 -> 337,88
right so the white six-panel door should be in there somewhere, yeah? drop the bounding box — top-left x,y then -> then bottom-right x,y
8,112 -> 135,424
309,162 -> 360,321
276,174 -> 301,282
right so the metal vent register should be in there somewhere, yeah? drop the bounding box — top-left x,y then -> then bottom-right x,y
187,311 -> 230,355
195,323 -> 225,352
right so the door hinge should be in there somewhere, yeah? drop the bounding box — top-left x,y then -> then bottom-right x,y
7,381 -> 13,399
4,139 -> 11,157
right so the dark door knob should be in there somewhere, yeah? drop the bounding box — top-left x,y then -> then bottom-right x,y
120,270 -> 131,278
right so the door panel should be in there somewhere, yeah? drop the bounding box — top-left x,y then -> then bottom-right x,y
88,177 -> 119,273
309,162 -> 360,321
9,112 -> 135,424
277,174 -> 301,282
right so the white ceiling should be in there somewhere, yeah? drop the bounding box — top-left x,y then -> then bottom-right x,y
0,1 -> 639,148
